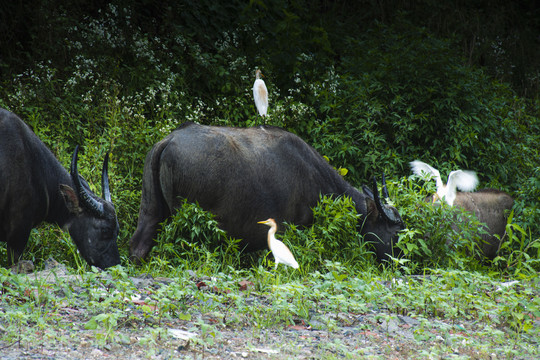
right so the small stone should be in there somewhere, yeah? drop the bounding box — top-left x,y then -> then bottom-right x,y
168,328 -> 198,340
43,257 -> 60,269
11,260 -> 34,274
90,348 -> 103,356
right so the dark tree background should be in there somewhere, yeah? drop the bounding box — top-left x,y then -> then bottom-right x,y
1,0 -> 538,96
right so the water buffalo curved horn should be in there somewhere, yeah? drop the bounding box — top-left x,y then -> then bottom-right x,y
101,151 -> 111,202
362,184 -> 374,198
381,173 -> 390,199
372,176 -> 401,225
71,145 -> 105,217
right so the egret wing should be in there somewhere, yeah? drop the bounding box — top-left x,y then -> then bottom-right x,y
253,79 -> 268,116
271,239 -> 299,269
447,170 -> 478,192
410,160 -> 440,179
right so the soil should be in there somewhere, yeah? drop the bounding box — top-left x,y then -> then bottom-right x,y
0,261 -> 536,359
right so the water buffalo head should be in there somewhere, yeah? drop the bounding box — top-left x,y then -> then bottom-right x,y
60,146 -> 120,268
362,176 -> 405,261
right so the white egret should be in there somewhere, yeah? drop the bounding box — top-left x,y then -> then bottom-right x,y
252,69 -> 268,117
257,218 -> 299,269
410,160 -> 479,206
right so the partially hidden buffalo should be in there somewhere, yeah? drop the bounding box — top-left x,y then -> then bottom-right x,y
129,122 -> 405,263
411,160 -> 514,259
448,189 -> 514,259
0,108 -> 120,268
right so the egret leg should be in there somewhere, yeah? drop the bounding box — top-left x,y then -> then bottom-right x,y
274,262 -> 280,286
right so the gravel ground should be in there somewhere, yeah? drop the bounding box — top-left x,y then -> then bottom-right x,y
1,262 -> 537,359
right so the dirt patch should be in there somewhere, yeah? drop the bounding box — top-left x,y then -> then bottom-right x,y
1,262 -> 537,359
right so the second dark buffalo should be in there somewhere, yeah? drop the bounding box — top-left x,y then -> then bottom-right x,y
129,122 -> 404,263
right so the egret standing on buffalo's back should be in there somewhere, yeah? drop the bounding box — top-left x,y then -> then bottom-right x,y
410,160 -> 479,206
258,218 -> 299,270
252,69 -> 268,117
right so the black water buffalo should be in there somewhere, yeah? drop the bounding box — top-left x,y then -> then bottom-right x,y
129,122 -> 404,263
0,108 -> 120,268
452,189 -> 514,259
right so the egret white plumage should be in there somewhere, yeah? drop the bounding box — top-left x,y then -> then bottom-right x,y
257,218 -> 299,269
252,69 -> 268,117
410,160 -> 479,206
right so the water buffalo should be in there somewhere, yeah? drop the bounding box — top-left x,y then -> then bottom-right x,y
0,108 -> 120,268
129,122 -> 404,263
451,189 -> 514,259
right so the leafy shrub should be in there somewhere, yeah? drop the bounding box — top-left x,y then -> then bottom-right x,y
283,195 -> 374,272
389,176 -> 540,273
493,214 -> 540,275
147,195 -> 375,274
152,199 -> 242,273
390,177 -> 492,270
0,1 -> 538,274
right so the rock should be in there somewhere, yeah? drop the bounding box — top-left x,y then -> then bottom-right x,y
43,257 -> 60,269
496,280 -> 519,292
397,315 -> 420,326
10,260 -> 34,274
254,348 -> 279,354
168,328 -> 198,340
380,318 -> 401,334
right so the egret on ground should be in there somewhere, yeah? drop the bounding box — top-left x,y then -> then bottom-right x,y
257,218 -> 299,269
410,160 -> 479,206
252,69 -> 268,117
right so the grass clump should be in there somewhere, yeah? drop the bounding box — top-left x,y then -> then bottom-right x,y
284,195 -> 373,273
147,199 -> 243,275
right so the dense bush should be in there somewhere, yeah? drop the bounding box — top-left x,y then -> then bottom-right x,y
148,200 -> 243,273
284,195 -> 373,273
390,177 -> 492,270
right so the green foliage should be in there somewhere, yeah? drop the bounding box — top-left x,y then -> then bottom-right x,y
493,216 -> 540,276
1,4 -> 539,358
84,313 -> 120,345
391,177 -> 483,269
151,199 -> 242,273
2,264 -> 538,358
284,195 -> 373,272
389,176 -> 540,273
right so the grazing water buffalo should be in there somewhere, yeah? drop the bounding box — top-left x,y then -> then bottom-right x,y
0,108 -> 120,268
452,189 -> 514,259
129,122 -> 404,263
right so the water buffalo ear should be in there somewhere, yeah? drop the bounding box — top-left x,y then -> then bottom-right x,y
365,197 -> 379,221
59,184 -> 83,215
